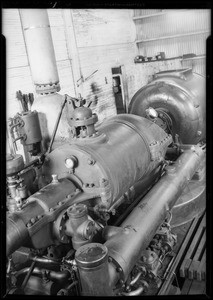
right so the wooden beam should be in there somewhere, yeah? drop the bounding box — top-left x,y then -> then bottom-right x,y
181,56 -> 206,61
133,12 -> 166,20
62,9 -> 84,98
135,30 -> 209,44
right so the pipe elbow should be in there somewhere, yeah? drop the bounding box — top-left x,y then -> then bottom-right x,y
7,217 -> 29,256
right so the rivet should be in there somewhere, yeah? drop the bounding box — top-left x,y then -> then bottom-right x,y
31,218 -> 35,224
108,256 -> 113,263
88,159 -> 93,165
26,222 -> 31,228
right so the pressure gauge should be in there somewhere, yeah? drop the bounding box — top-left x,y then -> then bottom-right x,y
65,156 -> 78,169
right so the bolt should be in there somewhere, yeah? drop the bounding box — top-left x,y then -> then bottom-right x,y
31,218 -> 35,224
49,208 -> 54,212
111,209 -> 116,215
88,159 -> 95,165
117,267 -> 122,273
51,174 -> 58,183
108,256 -> 113,263
58,201 -> 62,206
197,130 -> 202,136
26,222 -> 31,228
166,166 -> 176,174
76,188 -> 80,193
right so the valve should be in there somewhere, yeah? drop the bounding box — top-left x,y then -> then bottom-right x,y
64,204 -> 96,249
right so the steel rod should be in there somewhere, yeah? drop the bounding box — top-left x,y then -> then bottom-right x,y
21,260 -> 36,289
47,95 -> 67,154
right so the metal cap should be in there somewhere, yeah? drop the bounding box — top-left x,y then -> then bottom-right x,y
72,107 -> 92,120
75,243 -> 108,268
67,203 -> 87,219
6,154 -> 24,176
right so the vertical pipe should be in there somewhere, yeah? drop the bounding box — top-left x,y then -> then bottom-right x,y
19,9 -> 60,94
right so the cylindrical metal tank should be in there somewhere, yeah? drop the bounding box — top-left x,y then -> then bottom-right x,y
129,68 -> 205,144
42,114 -> 172,206
19,9 -> 60,94
17,111 -> 42,145
75,243 -> 112,296
103,144 -> 205,289
19,9 -> 70,149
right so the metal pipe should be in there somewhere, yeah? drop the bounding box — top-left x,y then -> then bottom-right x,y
19,9 -> 60,94
47,95 -> 67,154
21,260 -> 36,289
129,271 -> 142,286
19,158 -> 40,173
15,267 -> 70,282
121,286 -> 144,296
48,270 -> 70,282
29,255 -> 61,266
105,144 -> 205,287
6,217 -> 29,257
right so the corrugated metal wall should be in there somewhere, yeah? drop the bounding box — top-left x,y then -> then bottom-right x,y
133,9 -> 211,75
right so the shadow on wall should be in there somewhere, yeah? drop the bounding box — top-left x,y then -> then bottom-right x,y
86,82 -> 101,109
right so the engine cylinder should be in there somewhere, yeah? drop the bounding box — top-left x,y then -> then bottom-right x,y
129,68 -> 205,144
42,114 -> 172,207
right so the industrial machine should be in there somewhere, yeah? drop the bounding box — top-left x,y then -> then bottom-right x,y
6,68 -> 206,296
5,9 -> 206,296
